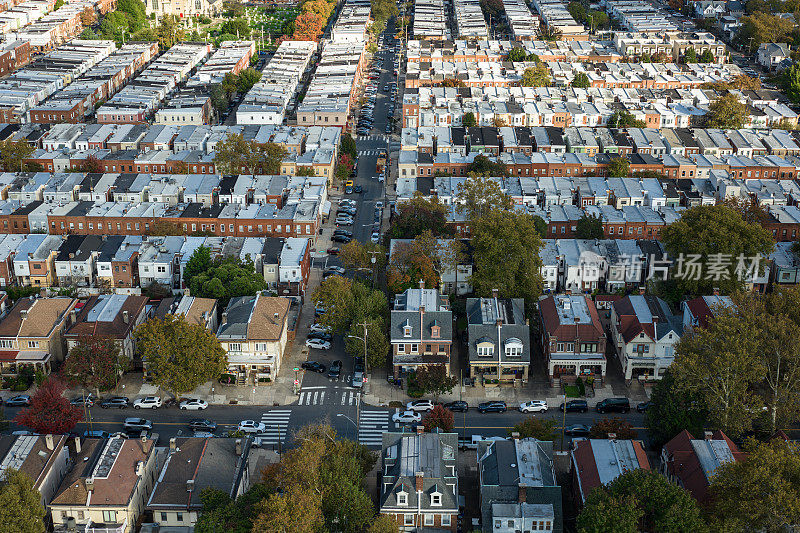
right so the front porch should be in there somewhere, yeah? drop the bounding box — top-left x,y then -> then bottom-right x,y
0,350 -> 52,378
469,363 -> 529,384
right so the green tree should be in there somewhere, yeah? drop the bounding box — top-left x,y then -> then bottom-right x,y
699,49 -> 715,63
455,175 -> 513,221
210,83 -> 231,115
710,438 -> 800,532
369,515 -> 401,533
672,305 -> 765,438
608,109 -> 645,128
219,17 -> 251,38
54,0 -> 64,8
0,469 -> 46,533
577,469 -> 708,533
589,417 -> 637,439
471,210 -> 544,304
183,245 -> 212,285
195,484 -> 271,533
213,133 -> 287,174
187,255 -> 267,304
61,334 -> 129,396
155,15 -> 185,49
461,111 -> 477,127
412,364 -> 458,400
644,370 -> 707,450
684,47 -> 698,63
660,204 -> 775,295
782,62 -> 800,105
467,154 -> 508,177
505,47 -> 528,62
509,417 -> 558,440
608,156 -> 630,177
344,318 -> 389,369
133,314 -> 228,397
236,68 -> 262,93
387,193 -> 453,239
422,404 -> 455,432
521,63 -> 550,87
340,133 -> 357,160
312,278 -> 386,337
571,71 -> 590,88
0,139 -> 35,172
704,93 -> 749,129
533,215 -> 547,237
575,214 -> 604,239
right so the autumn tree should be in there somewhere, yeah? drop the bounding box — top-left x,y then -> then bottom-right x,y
386,231 -> 463,293
577,469 -> 708,533
422,404 -> 455,432
455,176 -> 514,221
710,438 -> 800,532
0,139 -> 34,172
213,133 -> 287,174
387,193 -> 453,239
589,417 -> 637,439
293,11 -> 324,40
471,210 -> 544,304
0,469 -> 46,533
704,93 -> 749,129
133,314 -> 228,398
737,12 -> 795,50
521,63 -> 550,87
722,195 -> 769,224
13,377 -> 83,434
339,240 -> 386,279
509,417 -> 558,440
61,334 -> 129,396
412,364 -> 458,400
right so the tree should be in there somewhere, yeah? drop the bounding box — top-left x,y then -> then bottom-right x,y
722,195 -> 769,224
491,116 -> 507,127
533,215 -> 547,237
608,156 -> 630,177
672,305 -> 764,438
455,176 -> 513,221
187,255 -> 267,304
737,12 -> 794,51
61,334 -> 128,395
195,485 -> 271,533
133,314 -> 228,397
412,364 -> 458,400
340,133 -> 357,160
577,469 -> 708,533
644,370 -> 707,450
182,245 -> 212,285
83,154 -> 104,174
781,62 -> 800,105
13,377 -> 82,434
509,417 -> 558,440
387,232 -> 463,294
213,133 -> 287,174
80,6 -> 97,26
0,139 -> 34,172
371,0 -> 398,22
461,112 -> 477,127
467,154 -> 508,177
479,0 -> 504,17
369,515 -> 400,533
335,154 -> 355,181
710,438 -> 800,532
236,68 -> 262,94
293,11 -> 325,40
660,204 -> 775,295
422,404 -> 454,432
344,318 -> 390,369
0,469 -> 46,533
155,15 -> 185,50
704,93 -> 748,129
471,210 -> 544,304
575,214 -> 604,239
312,277 -> 386,337
521,63 -> 550,87
608,109 -> 645,128
684,47 -> 698,63
699,49 -> 715,63
439,78 -> 466,88
589,417 -> 637,439
505,47 -> 528,62
253,486 -> 324,532
210,83 -> 230,115
387,193 -> 453,239
572,72 -> 590,88
223,0 -> 245,16
537,25 -> 562,41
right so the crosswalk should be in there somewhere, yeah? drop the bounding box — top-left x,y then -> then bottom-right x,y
358,409 -> 390,447
356,135 -> 388,142
357,149 -> 383,156
255,409 -> 291,446
296,388 -> 360,406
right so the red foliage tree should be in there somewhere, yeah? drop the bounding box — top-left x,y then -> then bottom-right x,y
589,417 -> 637,440
422,404 -> 454,433
83,155 -> 103,174
61,334 -> 128,395
13,377 -> 83,434
292,12 -> 324,41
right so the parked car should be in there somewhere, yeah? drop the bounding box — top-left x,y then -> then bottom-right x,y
70,395 -> 95,407
353,185 -> 363,193
305,338 -> 332,350
133,396 -> 162,410
100,397 -> 129,409
237,420 -> 266,434
309,323 -> 331,334
335,218 -> 353,227
333,229 -> 353,237
564,424 -> 591,437
352,370 -> 364,388
559,399 -> 588,413
519,400 -> 548,413
83,430 -> 109,439
328,359 -> 343,379
326,247 -> 340,255
3,395 -> 31,407
595,397 -> 630,414
407,400 -> 435,412
478,401 -> 507,413
324,266 -> 346,276
371,232 -> 380,243
354,358 -> 365,373
392,410 -> 422,424
179,399 -> 209,411
636,401 -> 653,413
332,234 -> 352,243
301,360 -> 327,373
123,418 -> 153,432
444,400 -> 468,412
307,331 -> 332,342
189,419 -> 217,432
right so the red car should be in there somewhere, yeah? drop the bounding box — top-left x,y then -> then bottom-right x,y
327,247 -> 340,255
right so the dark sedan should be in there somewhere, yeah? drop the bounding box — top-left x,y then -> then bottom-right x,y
477,401 -> 507,413
307,331 -> 332,342
564,424 -> 591,437
331,234 -> 352,244
100,396 -> 129,409
327,359 -> 343,379
301,361 -> 327,373
189,419 -> 218,432
559,400 -> 588,413
444,401 -> 468,412
636,401 -> 653,412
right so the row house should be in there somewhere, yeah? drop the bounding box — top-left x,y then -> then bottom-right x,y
390,285 -> 453,378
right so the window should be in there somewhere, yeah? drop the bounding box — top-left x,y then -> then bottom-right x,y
404,514 -> 414,526
410,344 -> 419,353
229,343 -> 242,352
157,266 -> 166,274
176,512 -> 183,522
0,340 -> 12,349
77,511 -> 84,520
431,493 -> 441,506
397,344 -> 405,354
102,511 -> 116,523
397,491 -> 407,505
556,342 -> 564,352
477,344 -> 494,356
27,341 -> 37,348
161,513 -> 168,522
403,325 -> 412,337
424,514 -> 434,526
441,514 -> 451,526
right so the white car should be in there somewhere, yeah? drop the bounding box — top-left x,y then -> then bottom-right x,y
309,323 -> 331,334
371,232 -> 380,243
519,400 -> 548,413
392,410 -> 422,424
179,399 -> 208,411
237,420 -> 267,434
407,399 -> 435,412
306,338 -> 332,350
133,396 -> 162,409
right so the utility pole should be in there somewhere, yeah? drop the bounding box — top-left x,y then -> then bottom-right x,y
560,393 -> 567,451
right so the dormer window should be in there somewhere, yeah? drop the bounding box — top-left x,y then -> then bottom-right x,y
505,338 -> 523,357
403,319 -> 412,338
397,490 -> 408,506
476,338 -> 494,357
430,492 -> 442,506
431,321 -> 441,339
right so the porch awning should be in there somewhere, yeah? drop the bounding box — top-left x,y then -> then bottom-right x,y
0,351 -> 18,362
16,351 -> 51,363
227,354 -> 276,365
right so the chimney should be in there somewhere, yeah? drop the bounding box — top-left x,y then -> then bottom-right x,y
712,287 -> 720,296
704,431 -> 714,440
235,439 -> 243,456
45,434 -> 54,450
187,479 -> 195,492
169,437 -> 177,451
492,288 -> 499,299
74,436 -> 81,453
416,425 -> 424,435
638,286 -> 646,295
85,478 -> 94,491
518,485 -> 527,503
70,309 -> 77,324
140,434 -> 147,444
20,309 -> 28,320
415,471 -> 424,492
419,279 -> 425,290
222,311 -> 228,323
122,310 -> 129,324
511,432 -> 520,440
608,433 -> 617,440
136,461 -> 144,476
